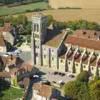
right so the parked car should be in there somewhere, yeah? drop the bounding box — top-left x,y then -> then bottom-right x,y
58,80 -> 65,85
52,81 -> 56,83
33,75 -> 40,78
14,49 -> 22,55
54,71 -> 59,75
41,80 -> 51,85
68,74 -> 75,78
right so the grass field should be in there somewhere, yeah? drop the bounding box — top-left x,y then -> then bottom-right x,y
25,9 -> 100,24
0,87 -> 24,100
0,2 -> 48,16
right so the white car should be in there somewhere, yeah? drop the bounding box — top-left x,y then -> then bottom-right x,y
33,75 -> 40,78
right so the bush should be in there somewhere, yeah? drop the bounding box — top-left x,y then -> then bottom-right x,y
89,80 -> 100,100
76,71 -> 90,82
0,17 -> 4,27
63,81 -> 90,100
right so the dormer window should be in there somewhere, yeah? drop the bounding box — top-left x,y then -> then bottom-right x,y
94,32 -> 97,36
88,36 -> 90,38
83,31 -> 86,35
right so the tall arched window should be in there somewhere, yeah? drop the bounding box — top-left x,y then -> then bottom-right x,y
34,24 -> 36,32
36,24 -> 39,32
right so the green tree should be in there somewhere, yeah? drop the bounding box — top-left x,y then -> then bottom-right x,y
4,15 -> 13,23
17,15 -> 28,25
24,21 -> 32,35
77,83 -> 90,100
76,71 -> 90,82
0,17 -> 4,27
63,81 -> 90,100
89,80 -> 100,100
63,81 -> 78,99
47,15 -> 54,26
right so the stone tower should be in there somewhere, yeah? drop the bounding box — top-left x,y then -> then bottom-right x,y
31,13 -> 47,66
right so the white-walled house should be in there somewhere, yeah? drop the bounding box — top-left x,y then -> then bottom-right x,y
0,33 -> 6,52
32,83 -> 60,100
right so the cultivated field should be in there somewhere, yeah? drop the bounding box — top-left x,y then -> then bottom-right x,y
25,9 -> 100,24
49,0 -> 100,9
0,2 -> 48,16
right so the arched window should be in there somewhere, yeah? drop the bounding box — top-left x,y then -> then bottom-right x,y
34,24 -> 37,32
36,24 -> 39,32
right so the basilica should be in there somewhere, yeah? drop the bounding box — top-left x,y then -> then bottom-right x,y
31,13 -> 100,77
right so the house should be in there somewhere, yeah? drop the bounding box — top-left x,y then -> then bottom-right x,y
32,83 -> 60,100
0,33 -> 6,52
31,13 -> 100,77
0,23 -> 14,45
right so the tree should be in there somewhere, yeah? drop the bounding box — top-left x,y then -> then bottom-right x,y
17,15 -> 28,25
76,71 -> 90,82
63,81 -> 90,100
4,15 -> 13,23
47,15 -> 54,26
77,83 -> 90,100
89,80 -> 100,100
95,66 -> 99,79
63,81 -> 78,99
0,17 -> 4,27
24,21 -> 32,35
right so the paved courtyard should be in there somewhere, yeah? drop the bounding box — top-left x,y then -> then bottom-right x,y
37,67 -> 76,84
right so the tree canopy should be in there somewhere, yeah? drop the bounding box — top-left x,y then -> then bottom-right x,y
89,80 -> 100,100
76,71 -> 90,83
63,81 -> 90,100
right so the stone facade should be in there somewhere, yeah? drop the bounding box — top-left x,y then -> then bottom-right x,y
31,14 -> 100,77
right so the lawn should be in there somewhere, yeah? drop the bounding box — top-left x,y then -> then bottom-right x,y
0,87 -> 24,100
0,2 -> 48,16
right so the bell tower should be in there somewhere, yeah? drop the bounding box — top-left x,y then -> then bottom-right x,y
31,13 -> 47,66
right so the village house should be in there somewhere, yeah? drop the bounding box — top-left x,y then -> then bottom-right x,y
0,33 -> 6,52
0,23 -> 15,45
32,83 -> 60,100
31,13 -> 100,78
0,23 -> 15,53
0,53 -> 33,87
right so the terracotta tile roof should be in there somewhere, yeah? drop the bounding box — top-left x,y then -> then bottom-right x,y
82,54 -> 89,64
90,58 -> 97,66
33,83 -> 52,97
73,30 -> 100,40
65,35 -> 100,50
1,55 -> 16,66
0,23 -> 11,32
74,53 -> 81,63
67,49 -> 74,60
18,62 -> 33,72
23,77 -> 30,89
0,71 -> 11,78
0,33 -> 6,46
45,32 -> 65,47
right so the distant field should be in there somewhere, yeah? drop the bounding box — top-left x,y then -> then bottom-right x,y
0,2 -> 48,16
25,9 -> 100,24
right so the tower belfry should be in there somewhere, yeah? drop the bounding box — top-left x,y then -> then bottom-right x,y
31,13 -> 47,65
